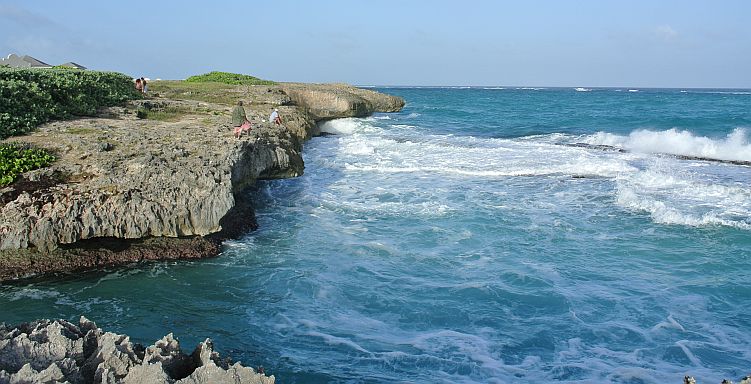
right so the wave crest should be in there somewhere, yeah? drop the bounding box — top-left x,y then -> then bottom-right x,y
585,128 -> 751,162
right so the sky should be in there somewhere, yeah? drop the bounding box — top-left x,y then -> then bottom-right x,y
1,0 -> 750,88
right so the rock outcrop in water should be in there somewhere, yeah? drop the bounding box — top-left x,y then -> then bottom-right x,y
0,83 -> 404,281
683,375 -> 751,384
282,83 -> 404,121
0,317 -> 273,384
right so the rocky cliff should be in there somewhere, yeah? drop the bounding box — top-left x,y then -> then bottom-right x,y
0,317 -> 274,384
0,83 -> 404,281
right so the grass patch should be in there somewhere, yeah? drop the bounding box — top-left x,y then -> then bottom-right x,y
148,81 -> 242,105
0,142 -> 56,186
135,105 -> 211,122
185,71 -> 275,85
136,107 -> 186,122
66,127 -> 97,135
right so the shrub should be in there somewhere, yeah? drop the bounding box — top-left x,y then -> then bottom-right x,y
185,71 -> 275,86
0,142 -> 56,186
0,67 -> 143,139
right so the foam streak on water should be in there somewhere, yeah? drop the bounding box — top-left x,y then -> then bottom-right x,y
1,88 -> 750,383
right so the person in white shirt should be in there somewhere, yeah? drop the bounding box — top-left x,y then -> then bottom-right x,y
269,108 -> 282,125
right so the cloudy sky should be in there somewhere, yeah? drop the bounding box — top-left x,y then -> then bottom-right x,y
1,0 -> 749,87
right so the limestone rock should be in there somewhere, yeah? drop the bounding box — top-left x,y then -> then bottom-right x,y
0,318 -> 274,384
0,83 -> 403,282
282,83 -> 404,121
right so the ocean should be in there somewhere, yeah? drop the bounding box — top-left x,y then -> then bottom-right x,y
2,87 -> 751,383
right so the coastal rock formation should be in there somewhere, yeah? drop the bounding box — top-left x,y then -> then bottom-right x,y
282,83 -> 405,122
0,83 -> 404,281
683,375 -> 751,384
0,318 -> 273,384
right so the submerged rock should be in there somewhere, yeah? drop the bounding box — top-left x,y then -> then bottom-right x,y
0,317 -> 273,384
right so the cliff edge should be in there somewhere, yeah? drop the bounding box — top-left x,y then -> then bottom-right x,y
0,82 -> 404,281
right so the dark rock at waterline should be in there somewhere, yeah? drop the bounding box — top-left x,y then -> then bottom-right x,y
0,318 -> 274,384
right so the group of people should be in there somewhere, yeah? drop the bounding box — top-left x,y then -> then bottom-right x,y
134,77 -> 148,93
230,101 -> 284,139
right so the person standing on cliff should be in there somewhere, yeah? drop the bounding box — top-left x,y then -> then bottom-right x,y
141,77 -> 148,94
269,108 -> 282,125
231,101 -> 251,139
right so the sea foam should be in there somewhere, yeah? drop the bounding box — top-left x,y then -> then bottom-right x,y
585,128 -> 751,162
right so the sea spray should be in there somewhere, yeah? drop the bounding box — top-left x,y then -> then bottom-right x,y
584,127 -> 751,162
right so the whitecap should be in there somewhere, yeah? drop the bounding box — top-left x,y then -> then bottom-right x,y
584,128 -> 751,163
318,118 -> 378,135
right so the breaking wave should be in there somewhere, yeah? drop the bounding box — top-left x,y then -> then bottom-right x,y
584,128 -> 751,163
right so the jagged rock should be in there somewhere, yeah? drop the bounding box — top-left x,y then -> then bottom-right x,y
0,319 -> 85,373
176,362 -> 272,384
0,318 -> 274,384
122,362 -> 171,384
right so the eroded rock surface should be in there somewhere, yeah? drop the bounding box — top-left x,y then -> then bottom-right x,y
0,83 -> 404,281
282,83 -> 405,122
0,317 -> 274,384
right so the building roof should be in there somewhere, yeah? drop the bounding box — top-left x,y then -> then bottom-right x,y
21,55 -> 52,68
0,53 -> 53,68
58,62 -> 87,69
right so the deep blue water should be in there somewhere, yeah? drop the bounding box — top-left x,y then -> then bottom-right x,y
2,87 -> 751,383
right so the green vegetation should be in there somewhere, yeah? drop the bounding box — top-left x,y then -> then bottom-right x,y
185,71 -> 275,86
136,106 -> 192,122
149,81 -> 242,105
0,67 -> 142,139
0,142 -> 56,186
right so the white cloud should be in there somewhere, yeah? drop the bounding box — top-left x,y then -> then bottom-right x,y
0,4 -> 61,29
655,25 -> 678,42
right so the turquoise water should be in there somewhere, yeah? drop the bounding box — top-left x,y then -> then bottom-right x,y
2,87 -> 751,383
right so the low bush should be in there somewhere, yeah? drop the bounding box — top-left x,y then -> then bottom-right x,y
0,67 -> 143,139
0,142 -> 56,186
185,71 -> 275,86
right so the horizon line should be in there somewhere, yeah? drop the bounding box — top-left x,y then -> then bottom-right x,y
354,85 -> 751,90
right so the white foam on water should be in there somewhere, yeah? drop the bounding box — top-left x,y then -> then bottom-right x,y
585,128 -> 751,162
615,166 -> 751,230
651,314 -> 686,333
689,91 -> 751,95
574,87 -> 592,92
337,132 -> 638,180
628,89 -> 640,92
3,287 -> 60,301
483,87 -> 506,90
318,118 -> 378,135
306,331 -> 373,355
409,329 -> 507,374
319,117 -> 750,232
